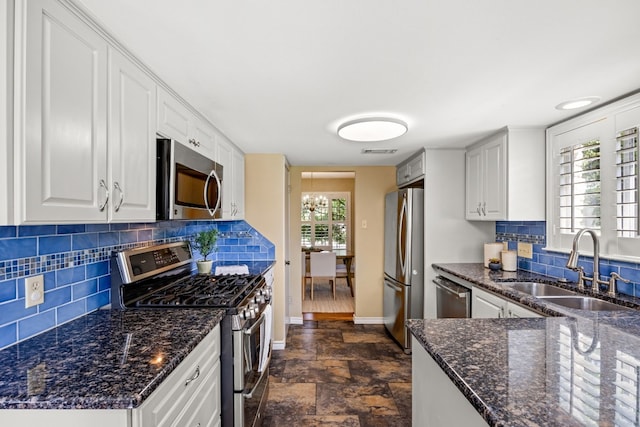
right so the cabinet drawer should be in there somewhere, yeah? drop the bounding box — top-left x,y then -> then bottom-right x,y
171,359 -> 221,427
137,325 -> 220,427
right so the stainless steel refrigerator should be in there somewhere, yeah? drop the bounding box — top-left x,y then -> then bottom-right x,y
384,188 -> 424,353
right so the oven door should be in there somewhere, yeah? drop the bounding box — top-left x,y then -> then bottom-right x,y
234,305 -> 272,427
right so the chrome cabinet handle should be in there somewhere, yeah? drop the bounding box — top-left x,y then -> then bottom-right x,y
113,182 -> 124,212
185,366 -> 200,386
477,203 -> 482,216
98,179 -> 109,212
481,202 -> 486,216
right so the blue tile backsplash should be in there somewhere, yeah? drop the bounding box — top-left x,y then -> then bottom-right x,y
497,220 -> 640,298
0,220 -> 274,349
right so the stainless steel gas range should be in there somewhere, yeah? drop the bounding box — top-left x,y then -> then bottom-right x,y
110,241 -> 272,427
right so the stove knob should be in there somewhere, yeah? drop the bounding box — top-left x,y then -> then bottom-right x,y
249,303 -> 259,318
256,295 -> 265,304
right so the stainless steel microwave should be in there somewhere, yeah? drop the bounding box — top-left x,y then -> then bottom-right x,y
156,138 -> 223,220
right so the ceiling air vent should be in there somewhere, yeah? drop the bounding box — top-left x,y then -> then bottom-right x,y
361,149 -> 398,154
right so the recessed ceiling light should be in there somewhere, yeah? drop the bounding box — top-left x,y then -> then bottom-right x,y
338,118 -> 408,142
555,96 -> 601,111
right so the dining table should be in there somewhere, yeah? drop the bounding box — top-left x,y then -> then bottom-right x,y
302,248 -> 354,294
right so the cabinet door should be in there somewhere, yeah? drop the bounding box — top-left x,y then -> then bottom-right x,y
465,147 -> 483,219
506,302 -> 542,318
231,148 -> 245,218
407,151 -> 425,182
108,48 -> 157,222
21,0 -> 108,223
471,287 -> 504,318
482,135 -> 507,220
216,137 -> 233,218
157,86 -> 190,144
190,118 -> 216,159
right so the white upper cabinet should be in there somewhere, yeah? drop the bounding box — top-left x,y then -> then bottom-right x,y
108,48 -> 157,222
19,0 -> 109,223
216,135 -> 244,219
396,149 -> 425,187
1,0 -> 13,225
465,127 -> 545,221
157,86 -> 215,159
16,0 -> 156,223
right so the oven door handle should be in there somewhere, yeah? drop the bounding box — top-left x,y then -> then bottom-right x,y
244,310 -> 267,336
243,346 -> 271,399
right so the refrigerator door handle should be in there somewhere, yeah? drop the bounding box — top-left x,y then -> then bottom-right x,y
398,194 -> 408,277
385,280 -> 403,292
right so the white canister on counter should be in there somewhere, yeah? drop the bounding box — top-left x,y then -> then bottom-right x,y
501,250 -> 517,272
484,243 -> 504,267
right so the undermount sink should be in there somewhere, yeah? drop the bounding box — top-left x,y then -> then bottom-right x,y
539,296 -> 632,311
502,282 -> 578,297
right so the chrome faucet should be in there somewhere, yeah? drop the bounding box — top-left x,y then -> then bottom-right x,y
566,228 -> 606,293
565,228 -> 629,297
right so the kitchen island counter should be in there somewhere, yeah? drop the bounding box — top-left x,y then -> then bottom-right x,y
408,263 -> 640,426
0,308 -> 225,410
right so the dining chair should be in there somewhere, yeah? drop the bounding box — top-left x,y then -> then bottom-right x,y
301,254 -> 310,300
310,252 -> 337,300
335,260 -> 354,296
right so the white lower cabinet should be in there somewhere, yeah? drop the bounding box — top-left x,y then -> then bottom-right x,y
135,324 -> 221,427
412,336 -> 488,427
472,286 -> 541,318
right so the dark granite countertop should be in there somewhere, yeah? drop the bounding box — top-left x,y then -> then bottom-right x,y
0,308 -> 225,410
407,263 -> 640,427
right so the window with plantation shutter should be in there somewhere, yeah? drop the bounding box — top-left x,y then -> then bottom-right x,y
301,192 -> 351,250
616,127 -> 639,238
547,94 -> 640,260
559,140 -> 601,233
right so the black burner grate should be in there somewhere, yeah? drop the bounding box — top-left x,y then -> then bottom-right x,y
130,274 -> 262,308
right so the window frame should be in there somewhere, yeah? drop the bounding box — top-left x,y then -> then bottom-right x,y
546,93 -> 640,261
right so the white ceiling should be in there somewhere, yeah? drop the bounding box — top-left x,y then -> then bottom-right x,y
76,0 -> 640,166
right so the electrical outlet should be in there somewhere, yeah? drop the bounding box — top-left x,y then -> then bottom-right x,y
517,242 -> 533,259
25,274 -> 45,308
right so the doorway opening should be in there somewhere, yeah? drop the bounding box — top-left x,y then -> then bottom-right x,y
300,171 -> 355,318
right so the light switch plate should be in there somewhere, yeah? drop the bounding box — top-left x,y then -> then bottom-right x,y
517,242 -> 533,259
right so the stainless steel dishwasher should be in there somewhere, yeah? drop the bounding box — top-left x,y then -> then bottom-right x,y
434,276 -> 471,318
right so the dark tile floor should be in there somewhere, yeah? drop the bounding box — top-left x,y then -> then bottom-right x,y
263,320 -> 412,426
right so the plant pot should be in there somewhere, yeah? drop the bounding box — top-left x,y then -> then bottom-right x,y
196,260 -> 213,274
488,262 -> 502,271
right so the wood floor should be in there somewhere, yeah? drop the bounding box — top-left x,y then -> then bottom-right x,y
302,278 -> 354,315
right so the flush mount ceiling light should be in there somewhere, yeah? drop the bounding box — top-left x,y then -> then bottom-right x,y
555,96 -> 601,111
338,118 -> 408,142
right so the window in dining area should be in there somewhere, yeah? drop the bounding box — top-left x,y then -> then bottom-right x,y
301,192 -> 351,250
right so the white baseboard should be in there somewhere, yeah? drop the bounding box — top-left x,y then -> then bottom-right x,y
272,340 -> 286,350
289,316 -> 304,325
353,317 -> 384,324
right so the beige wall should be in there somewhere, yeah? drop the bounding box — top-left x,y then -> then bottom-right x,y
244,154 -> 288,344
291,166 -> 396,320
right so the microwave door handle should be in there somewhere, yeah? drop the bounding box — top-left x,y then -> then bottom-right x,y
203,169 -> 221,217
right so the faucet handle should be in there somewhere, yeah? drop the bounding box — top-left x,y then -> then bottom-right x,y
607,272 -> 630,297
575,266 -> 586,291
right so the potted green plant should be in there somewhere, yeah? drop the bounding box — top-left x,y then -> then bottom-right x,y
190,228 -> 219,274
